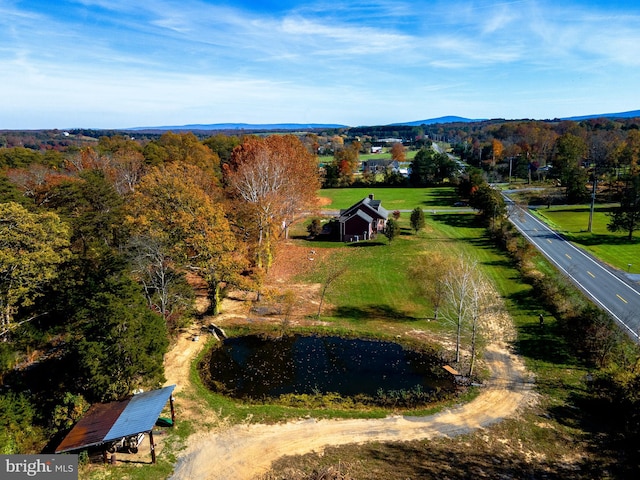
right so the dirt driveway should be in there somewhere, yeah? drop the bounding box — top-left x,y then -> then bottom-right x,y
167,243 -> 535,480
169,338 -> 533,480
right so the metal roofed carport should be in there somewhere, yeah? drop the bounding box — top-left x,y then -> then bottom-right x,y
55,385 -> 176,463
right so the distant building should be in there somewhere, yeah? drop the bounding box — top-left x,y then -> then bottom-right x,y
362,158 -> 393,173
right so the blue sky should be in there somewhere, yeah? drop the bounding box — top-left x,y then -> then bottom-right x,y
2,0 -> 640,129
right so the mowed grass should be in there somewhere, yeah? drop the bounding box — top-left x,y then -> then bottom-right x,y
318,187 -> 459,211
533,205 -> 640,273
296,204 -> 536,339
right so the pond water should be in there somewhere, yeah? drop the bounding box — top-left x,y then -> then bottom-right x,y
203,334 -> 454,401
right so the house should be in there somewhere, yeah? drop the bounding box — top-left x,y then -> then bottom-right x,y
338,194 -> 389,242
362,158 -> 392,173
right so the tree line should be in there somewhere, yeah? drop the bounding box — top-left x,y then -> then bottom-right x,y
0,132 -> 319,453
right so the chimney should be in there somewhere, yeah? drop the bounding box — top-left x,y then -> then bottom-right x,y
368,193 -> 374,200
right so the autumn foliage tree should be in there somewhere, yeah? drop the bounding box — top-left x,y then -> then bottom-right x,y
391,142 -> 406,162
0,202 -> 71,328
331,143 -> 360,186
225,135 -> 320,270
127,163 -> 240,315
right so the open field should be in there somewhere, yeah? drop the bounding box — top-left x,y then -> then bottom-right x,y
318,187 -> 460,211
532,205 -> 639,273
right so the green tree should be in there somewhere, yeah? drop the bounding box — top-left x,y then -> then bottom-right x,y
554,133 -> 589,202
307,218 -> 323,237
383,218 -> 401,243
74,272 -> 168,402
410,207 -> 425,233
469,183 -> 506,227
0,202 -> 71,327
607,170 -> 640,240
0,392 -> 43,454
47,171 -> 125,257
203,134 -> 242,170
409,147 -> 456,186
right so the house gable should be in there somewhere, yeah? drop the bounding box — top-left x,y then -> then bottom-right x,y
338,194 -> 388,242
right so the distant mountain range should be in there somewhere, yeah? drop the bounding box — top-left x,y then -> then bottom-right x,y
127,122 -> 347,132
126,110 -> 640,132
392,115 -> 486,126
561,109 -> 640,121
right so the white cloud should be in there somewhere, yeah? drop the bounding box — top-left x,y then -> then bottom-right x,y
2,0 -> 640,128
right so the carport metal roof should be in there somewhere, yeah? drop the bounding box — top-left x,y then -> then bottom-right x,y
56,385 -> 175,454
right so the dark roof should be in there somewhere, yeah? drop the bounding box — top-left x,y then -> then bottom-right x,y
350,209 -> 373,223
339,196 -> 388,222
56,385 -> 175,453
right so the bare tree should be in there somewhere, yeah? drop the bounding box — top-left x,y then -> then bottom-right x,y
226,135 -> 320,269
317,261 -> 347,319
440,256 -> 492,375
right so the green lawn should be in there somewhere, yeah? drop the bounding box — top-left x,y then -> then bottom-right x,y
532,205 -> 640,273
318,187 -> 460,211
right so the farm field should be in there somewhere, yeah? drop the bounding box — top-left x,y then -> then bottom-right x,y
532,205 -> 639,273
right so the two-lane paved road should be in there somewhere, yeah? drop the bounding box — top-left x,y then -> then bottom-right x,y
504,198 -> 640,339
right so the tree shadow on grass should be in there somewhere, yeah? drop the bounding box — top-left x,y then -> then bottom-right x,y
331,304 -> 419,322
284,438 -> 607,480
346,241 -> 386,248
568,233 -> 640,247
419,188 -> 459,207
508,288 -> 543,313
515,324 -> 579,366
431,212 -> 478,229
545,386 -> 640,479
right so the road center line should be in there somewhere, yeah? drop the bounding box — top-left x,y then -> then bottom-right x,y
587,271 -> 595,278
616,294 -> 628,304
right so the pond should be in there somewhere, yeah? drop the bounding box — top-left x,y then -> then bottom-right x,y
202,334 -> 455,405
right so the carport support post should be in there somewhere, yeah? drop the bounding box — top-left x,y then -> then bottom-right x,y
170,395 -> 175,425
149,430 -> 156,464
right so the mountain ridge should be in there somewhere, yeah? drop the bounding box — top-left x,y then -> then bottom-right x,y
125,110 -> 640,132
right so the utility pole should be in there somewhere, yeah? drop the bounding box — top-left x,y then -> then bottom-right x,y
588,167 -> 597,233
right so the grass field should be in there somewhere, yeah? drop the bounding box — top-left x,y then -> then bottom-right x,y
532,204 -> 640,273
318,187 -> 460,211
